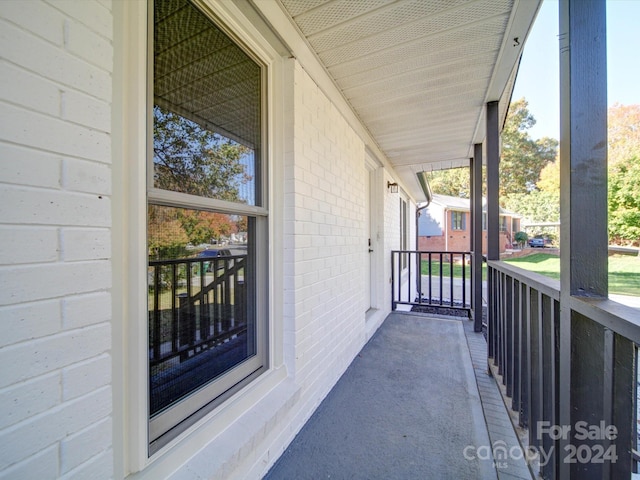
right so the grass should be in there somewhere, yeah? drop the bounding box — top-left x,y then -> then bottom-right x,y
504,253 -> 640,297
419,252 -> 639,297
420,259 -> 487,280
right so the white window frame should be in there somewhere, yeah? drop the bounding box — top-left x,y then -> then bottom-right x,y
146,0 -> 270,449
113,0 -> 285,474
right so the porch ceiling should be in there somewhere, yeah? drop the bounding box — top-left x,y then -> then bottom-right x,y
274,0 -> 541,201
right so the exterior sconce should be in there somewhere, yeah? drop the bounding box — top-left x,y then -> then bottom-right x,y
387,181 -> 399,193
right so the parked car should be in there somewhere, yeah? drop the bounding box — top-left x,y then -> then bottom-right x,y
197,249 -> 232,273
528,237 -> 545,248
197,249 -> 231,258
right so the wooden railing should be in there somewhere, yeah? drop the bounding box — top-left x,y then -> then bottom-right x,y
487,260 -> 639,479
148,254 -> 247,414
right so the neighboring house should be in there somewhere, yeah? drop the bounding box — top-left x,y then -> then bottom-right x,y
418,194 -> 521,254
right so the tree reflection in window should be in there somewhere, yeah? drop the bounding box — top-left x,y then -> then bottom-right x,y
153,105 -> 254,203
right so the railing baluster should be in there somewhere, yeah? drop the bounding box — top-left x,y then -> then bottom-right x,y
540,293 -> 556,480
512,279 -> 521,414
505,275 -> 514,397
153,265 -> 161,361
497,271 -> 503,376
417,252 -> 423,305
428,253 -> 432,304
391,251 -> 396,310
448,254 -> 454,307
461,254 -> 466,308
171,264 -> 178,353
408,250 -> 413,304
200,260 -> 208,345
223,259 -> 231,333
438,253 -> 443,306
520,281 -> 529,429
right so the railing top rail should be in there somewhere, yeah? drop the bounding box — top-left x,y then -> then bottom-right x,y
490,259 -> 640,342
571,296 -> 640,344
487,260 -> 560,301
150,254 -> 246,266
391,250 -> 472,255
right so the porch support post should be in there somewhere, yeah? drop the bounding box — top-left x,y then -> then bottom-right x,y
559,1 -> 614,479
560,0 -> 608,299
471,144 -> 483,332
486,101 -> 500,261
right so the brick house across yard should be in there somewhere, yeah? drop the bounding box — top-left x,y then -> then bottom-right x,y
418,194 -> 521,254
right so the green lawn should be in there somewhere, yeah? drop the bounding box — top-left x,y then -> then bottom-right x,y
420,259 -> 486,280
419,253 -> 639,297
504,253 -> 640,297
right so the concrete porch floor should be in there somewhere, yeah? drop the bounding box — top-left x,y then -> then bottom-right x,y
265,313 -> 534,480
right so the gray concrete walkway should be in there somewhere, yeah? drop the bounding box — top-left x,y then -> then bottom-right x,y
265,313 -> 527,480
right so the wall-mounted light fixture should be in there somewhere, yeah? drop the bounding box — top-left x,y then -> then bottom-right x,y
387,181 -> 398,193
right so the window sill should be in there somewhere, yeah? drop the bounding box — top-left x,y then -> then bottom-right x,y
130,365 -> 297,479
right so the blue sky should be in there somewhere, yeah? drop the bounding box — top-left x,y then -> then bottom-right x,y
511,0 -> 640,140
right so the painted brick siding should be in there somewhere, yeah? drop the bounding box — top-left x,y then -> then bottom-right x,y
284,62 -> 366,401
0,1 -> 113,478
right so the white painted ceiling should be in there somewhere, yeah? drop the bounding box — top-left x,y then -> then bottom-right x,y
274,0 -> 541,201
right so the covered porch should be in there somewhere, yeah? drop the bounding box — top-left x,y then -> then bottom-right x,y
266,312 -> 531,479
257,0 -> 639,478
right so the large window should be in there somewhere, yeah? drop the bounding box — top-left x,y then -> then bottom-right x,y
147,0 -> 267,452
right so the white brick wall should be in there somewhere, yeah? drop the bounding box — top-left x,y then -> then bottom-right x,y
0,2 -> 411,477
0,1 -> 113,478
284,62 -> 366,400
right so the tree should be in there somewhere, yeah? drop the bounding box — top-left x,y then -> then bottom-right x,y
148,205 -> 190,259
153,106 -> 252,201
607,104 -> 640,244
503,191 -> 559,224
608,104 -> 640,167
536,158 -> 560,194
500,98 -> 558,196
514,231 -> 528,249
149,106 -> 253,256
429,98 -> 557,201
608,155 -> 640,245
503,190 -> 559,241
178,210 -> 235,245
427,167 -> 474,198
